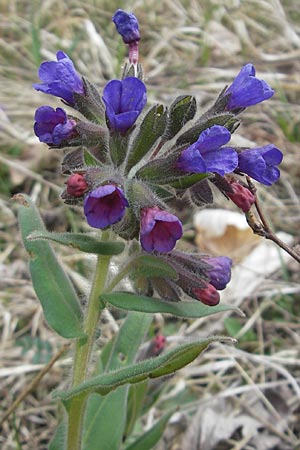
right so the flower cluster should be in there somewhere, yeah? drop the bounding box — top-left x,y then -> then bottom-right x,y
33,9 -> 283,305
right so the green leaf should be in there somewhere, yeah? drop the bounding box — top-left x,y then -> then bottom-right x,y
82,313 -> 153,449
163,95 -> 197,141
135,154 -> 186,184
28,230 -> 125,255
123,409 -> 174,450
130,255 -> 178,281
55,336 -> 234,402
48,421 -> 66,450
82,389 -> 128,450
126,104 -> 167,172
124,381 -> 148,440
101,292 -> 241,318
15,194 -> 84,339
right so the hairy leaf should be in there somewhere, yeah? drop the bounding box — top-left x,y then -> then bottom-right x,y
15,194 -> 84,339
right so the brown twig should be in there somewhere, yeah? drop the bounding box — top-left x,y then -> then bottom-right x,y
0,344 -> 70,426
246,177 -> 300,264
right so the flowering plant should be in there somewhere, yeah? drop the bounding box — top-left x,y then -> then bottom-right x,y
12,8 -> 299,450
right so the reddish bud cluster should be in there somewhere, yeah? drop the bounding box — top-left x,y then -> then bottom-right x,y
66,174 -> 88,197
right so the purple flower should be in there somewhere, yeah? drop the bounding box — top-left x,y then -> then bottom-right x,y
225,64 -> 274,110
33,51 -> 84,106
84,185 -> 129,229
112,9 -> 140,44
140,207 -> 183,253
102,77 -> 147,133
34,106 -> 77,145
176,125 -> 238,176
238,145 -> 283,186
203,256 -> 232,290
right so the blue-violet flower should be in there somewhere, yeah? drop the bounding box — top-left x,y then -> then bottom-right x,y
84,185 -> 129,229
225,64 -> 274,110
34,106 -> 77,145
238,145 -> 283,186
203,256 -> 232,290
176,125 -> 238,175
112,9 -> 140,44
102,77 -> 147,133
33,51 -> 84,106
140,207 -> 183,253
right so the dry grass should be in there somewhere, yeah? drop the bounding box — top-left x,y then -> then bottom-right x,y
0,0 -> 300,449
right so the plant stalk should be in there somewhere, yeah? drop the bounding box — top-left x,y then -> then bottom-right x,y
67,231 -> 111,450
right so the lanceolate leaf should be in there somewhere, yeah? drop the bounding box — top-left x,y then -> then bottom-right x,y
101,292 -> 241,318
15,194 -> 84,339
123,409 -> 175,450
28,230 -> 125,255
55,336 -> 234,402
126,104 -> 167,172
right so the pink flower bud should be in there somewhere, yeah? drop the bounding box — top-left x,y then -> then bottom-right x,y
192,283 -> 220,306
227,181 -> 255,212
152,335 -> 166,355
66,173 -> 88,197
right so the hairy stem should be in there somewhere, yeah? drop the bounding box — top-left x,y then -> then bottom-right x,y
67,231 -> 111,450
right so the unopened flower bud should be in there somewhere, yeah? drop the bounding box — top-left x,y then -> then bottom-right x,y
112,9 -> 140,45
192,283 -> 220,306
227,181 -> 256,212
66,173 -> 88,197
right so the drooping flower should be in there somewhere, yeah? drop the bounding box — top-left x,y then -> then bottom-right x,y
176,125 -> 238,175
66,173 -> 88,197
112,9 -> 140,44
237,145 -> 283,186
34,106 -> 77,145
226,181 -> 256,212
102,77 -> 147,133
192,283 -> 220,306
33,51 -> 84,106
203,256 -> 232,290
140,206 -> 183,253
225,64 -> 274,110
84,185 -> 129,229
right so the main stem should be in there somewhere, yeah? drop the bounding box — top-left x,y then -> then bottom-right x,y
67,231 -> 111,450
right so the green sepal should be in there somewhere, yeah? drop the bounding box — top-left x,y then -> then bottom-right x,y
135,154 -> 187,184
163,95 -> 197,141
83,148 -> 101,167
176,113 -> 239,146
28,230 -> 125,255
125,104 -> 167,172
170,172 -> 209,190
123,409 -> 175,450
129,255 -> 178,281
15,194 -> 84,339
73,77 -> 106,124
101,292 -> 242,318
